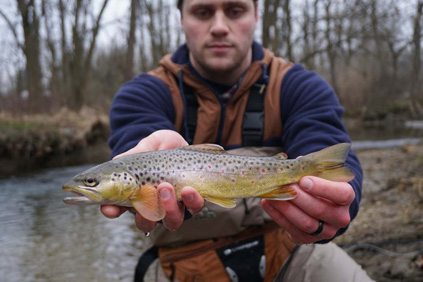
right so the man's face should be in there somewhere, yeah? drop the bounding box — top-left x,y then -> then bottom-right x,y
181,0 -> 258,80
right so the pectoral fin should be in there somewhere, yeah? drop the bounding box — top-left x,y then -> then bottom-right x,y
206,197 -> 237,208
257,185 -> 297,200
130,184 -> 165,221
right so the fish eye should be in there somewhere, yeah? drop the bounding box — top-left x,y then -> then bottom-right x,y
84,177 -> 99,187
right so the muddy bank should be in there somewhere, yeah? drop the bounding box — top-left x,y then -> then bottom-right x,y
335,142 -> 423,282
0,107 -> 111,176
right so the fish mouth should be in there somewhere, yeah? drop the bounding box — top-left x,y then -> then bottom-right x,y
62,185 -> 103,205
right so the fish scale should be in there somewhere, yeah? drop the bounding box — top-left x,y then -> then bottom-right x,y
63,143 -> 355,221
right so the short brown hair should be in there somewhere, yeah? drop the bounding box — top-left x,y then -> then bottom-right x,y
177,0 -> 258,11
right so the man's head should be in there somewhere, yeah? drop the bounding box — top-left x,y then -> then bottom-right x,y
178,0 -> 259,85
177,0 -> 258,11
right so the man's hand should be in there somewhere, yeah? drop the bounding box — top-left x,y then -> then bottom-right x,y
262,176 -> 355,244
100,130 -> 205,233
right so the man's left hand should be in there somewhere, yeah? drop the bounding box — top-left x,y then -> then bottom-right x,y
262,176 -> 355,244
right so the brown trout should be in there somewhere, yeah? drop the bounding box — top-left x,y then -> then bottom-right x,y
63,143 -> 354,221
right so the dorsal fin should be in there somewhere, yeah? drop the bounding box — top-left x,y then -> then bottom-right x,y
273,152 -> 288,160
181,144 -> 226,153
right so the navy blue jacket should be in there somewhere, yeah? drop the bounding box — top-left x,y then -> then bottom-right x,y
108,42 -> 363,239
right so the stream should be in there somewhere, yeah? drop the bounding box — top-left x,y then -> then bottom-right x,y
0,124 -> 421,282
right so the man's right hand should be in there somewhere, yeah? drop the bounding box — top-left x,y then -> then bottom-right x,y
100,130 -> 205,233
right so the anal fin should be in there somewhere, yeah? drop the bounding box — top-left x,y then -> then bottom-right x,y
130,184 -> 165,221
206,197 -> 237,208
257,185 -> 297,200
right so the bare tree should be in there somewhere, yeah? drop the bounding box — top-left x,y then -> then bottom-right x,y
323,0 -> 339,95
125,0 -> 138,81
281,0 -> 293,60
411,0 -> 423,97
0,0 -> 43,112
66,0 -> 109,110
262,0 -> 280,51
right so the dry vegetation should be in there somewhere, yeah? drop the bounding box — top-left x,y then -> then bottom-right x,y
0,107 -> 110,175
335,143 -> 423,282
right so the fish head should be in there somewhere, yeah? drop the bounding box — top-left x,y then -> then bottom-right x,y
62,161 -> 137,206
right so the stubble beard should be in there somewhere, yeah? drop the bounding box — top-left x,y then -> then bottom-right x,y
191,47 -> 252,84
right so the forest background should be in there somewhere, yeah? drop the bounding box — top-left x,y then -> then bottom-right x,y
0,0 -> 422,172
0,2 -> 423,281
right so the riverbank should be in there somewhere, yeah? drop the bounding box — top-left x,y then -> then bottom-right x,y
335,142 -> 423,282
0,107 -> 110,176
0,109 -> 422,281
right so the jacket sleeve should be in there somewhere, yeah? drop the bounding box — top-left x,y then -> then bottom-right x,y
107,74 -> 177,158
280,64 -> 363,241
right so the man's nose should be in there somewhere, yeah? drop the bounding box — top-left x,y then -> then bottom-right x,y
210,11 -> 229,36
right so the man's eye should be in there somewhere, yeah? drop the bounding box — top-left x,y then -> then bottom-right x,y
195,9 -> 212,19
227,7 -> 244,18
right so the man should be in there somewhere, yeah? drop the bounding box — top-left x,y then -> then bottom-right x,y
102,0 -> 373,281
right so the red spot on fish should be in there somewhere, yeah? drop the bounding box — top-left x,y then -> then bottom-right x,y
208,165 -> 212,169
302,166 -> 305,170
221,169 -> 225,173
251,180 -> 255,184
192,168 -> 195,171
280,168 -> 284,172
241,171 -> 245,175
262,169 -> 266,173
232,179 -> 235,183
160,177 -> 165,181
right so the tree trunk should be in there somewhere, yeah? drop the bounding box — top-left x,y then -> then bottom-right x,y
324,0 -> 340,96
59,0 -> 71,107
68,0 -> 109,110
125,0 -> 138,81
17,0 -> 43,112
411,0 -> 423,97
282,0 -> 293,61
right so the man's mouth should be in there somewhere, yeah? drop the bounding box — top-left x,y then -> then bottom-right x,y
207,43 -> 233,52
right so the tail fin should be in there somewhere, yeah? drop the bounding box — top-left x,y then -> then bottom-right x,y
304,143 -> 355,182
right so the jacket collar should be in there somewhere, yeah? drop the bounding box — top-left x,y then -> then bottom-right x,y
159,41 -> 273,92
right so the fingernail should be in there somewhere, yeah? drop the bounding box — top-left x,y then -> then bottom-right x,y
184,193 -> 194,203
160,188 -> 170,200
302,177 -> 313,190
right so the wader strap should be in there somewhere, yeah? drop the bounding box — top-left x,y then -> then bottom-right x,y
179,83 -> 266,147
275,244 -> 300,281
184,86 -> 198,144
242,83 -> 266,147
134,245 -> 158,282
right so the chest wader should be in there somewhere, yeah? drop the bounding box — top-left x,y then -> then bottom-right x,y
135,49 -> 295,281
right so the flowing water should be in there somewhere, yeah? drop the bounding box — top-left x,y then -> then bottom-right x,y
0,165 -> 147,282
0,124 -> 421,282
